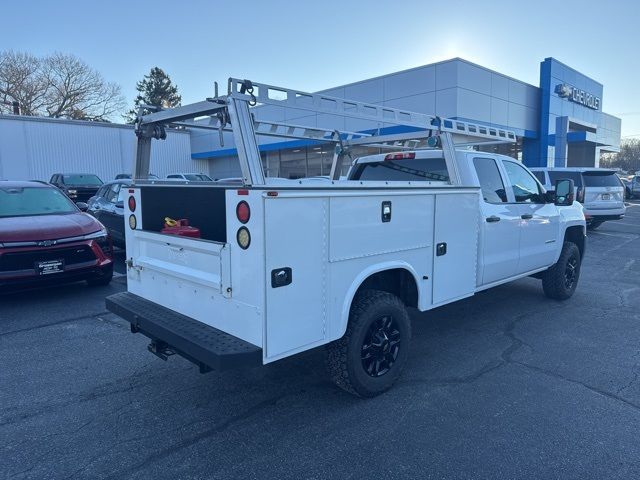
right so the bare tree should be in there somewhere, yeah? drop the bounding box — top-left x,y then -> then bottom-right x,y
0,51 -> 49,115
0,51 -> 126,121
601,139 -> 640,173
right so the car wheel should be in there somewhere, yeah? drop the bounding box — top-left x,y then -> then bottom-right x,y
587,221 -> 602,230
325,289 -> 411,397
87,264 -> 114,287
542,242 -> 581,300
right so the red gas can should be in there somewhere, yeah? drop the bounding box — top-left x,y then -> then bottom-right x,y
161,218 -> 201,238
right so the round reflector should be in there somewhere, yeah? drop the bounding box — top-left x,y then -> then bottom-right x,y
237,227 -> 251,249
236,201 -> 250,223
128,214 -> 137,230
128,196 -> 136,212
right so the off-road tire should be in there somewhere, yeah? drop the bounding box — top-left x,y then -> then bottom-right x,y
325,289 -> 411,397
87,264 -> 114,287
542,242 -> 581,300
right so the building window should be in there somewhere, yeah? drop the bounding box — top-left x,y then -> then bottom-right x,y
474,136 -> 523,161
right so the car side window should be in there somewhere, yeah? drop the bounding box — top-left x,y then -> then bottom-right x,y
116,185 -> 127,203
473,157 -> 508,203
105,184 -> 121,203
502,161 -> 543,203
167,174 -> 179,179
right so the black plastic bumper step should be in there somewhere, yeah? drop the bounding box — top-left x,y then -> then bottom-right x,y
106,292 -> 262,371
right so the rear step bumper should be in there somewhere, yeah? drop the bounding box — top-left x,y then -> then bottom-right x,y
106,292 -> 262,371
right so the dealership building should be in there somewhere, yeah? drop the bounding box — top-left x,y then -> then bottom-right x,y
191,57 -> 622,179
0,57 -> 622,182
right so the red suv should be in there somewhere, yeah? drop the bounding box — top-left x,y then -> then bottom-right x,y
0,181 -> 114,289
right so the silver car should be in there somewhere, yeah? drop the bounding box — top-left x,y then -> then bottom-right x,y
530,167 -> 626,230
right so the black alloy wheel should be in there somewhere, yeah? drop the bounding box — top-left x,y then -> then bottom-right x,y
361,315 -> 401,377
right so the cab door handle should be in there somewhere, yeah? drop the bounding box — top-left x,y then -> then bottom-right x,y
521,214 -> 533,220
486,215 -> 501,223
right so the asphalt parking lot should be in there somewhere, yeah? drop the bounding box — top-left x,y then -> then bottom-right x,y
2,202 -> 640,480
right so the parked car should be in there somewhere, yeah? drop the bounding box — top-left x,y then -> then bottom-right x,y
87,180 -> 131,248
166,173 -> 213,181
620,177 -> 632,200
0,181 -> 113,289
631,176 -> 640,199
49,173 -> 103,202
115,173 -> 159,180
530,167 -> 625,229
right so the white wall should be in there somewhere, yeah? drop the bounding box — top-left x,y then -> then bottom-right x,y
0,115 -> 206,181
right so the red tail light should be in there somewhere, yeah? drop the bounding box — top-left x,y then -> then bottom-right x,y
128,196 -> 136,212
384,152 -> 416,161
236,201 -> 250,223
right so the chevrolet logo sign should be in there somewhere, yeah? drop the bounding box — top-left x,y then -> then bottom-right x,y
555,83 -> 600,110
37,240 -> 57,247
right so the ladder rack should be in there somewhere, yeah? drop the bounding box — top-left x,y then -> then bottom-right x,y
133,77 -> 518,185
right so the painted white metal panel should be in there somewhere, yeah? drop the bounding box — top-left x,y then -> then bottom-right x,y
0,115 -> 200,182
457,89 -> 491,123
329,194 -> 434,262
432,193 -> 479,305
384,66 -> 436,97
124,187 -> 263,347
457,62 -> 492,96
264,196 -> 327,359
435,88 -> 458,118
435,61 -> 458,90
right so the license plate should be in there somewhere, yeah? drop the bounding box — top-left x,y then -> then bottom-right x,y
601,193 -> 610,200
37,260 -> 64,275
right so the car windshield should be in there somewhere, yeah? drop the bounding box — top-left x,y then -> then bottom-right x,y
582,172 -> 621,187
351,158 -> 450,182
63,174 -> 103,185
0,186 -> 78,217
183,174 -> 212,181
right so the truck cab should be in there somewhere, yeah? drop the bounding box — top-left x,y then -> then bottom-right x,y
348,150 -> 585,288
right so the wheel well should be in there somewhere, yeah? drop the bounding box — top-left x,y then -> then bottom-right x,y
354,268 -> 418,309
564,226 -> 585,260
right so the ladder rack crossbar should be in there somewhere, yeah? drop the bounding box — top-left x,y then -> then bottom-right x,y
228,78 -> 435,130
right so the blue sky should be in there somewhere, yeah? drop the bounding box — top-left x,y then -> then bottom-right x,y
1,0 -> 639,137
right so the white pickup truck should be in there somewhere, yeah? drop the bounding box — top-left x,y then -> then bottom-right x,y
106,79 -> 586,397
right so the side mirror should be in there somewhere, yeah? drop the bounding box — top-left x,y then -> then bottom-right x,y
76,201 -> 89,212
115,201 -> 124,209
554,179 -> 575,206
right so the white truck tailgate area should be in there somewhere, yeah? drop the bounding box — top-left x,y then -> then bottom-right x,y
126,230 -> 262,347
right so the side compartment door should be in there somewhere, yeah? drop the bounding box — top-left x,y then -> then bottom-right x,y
501,160 -> 559,272
264,196 -> 327,361
473,156 -> 521,286
432,192 -> 479,305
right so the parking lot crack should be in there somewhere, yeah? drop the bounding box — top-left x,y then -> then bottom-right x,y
510,359 -> 640,414
0,311 -> 109,337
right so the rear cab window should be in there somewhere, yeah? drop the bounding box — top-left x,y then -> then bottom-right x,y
582,171 -> 622,187
350,157 -> 449,182
473,157 -> 508,203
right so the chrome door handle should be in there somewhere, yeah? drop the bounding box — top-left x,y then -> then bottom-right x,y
521,214 -> 533,220
486,215 -> 501,223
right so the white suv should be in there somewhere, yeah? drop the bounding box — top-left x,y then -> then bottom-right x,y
530,168 -> 625,229
166,173 -> 213,182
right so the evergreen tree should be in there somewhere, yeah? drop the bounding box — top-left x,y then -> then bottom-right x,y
127,67 -> 181,122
